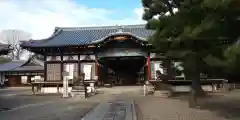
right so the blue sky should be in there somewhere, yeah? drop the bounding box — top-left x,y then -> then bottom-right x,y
0,0 -> 145,39
75,0 -> 143,19
0,0 -> 145,60
76,0 -> 142,9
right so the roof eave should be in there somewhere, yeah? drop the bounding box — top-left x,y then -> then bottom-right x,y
91,32 -> 148,44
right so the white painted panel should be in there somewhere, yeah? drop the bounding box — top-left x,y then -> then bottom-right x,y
46,56 -> 61,61
63,56 -> 68,61
46,56 -> 51,61
154,61 -> 163,79
0,73 -> 5,84
21,76 -> 28,84
56,56 -> 61,61
150,53 -> 156,58
80,55 -> 95,60
64,64 -> 74,80
83,65 -> 92,80
90,55 -> 95,60
80,55 -> 85,60
73,55 -> 78,60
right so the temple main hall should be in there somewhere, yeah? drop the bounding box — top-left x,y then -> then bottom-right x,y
21,24 -> 166,87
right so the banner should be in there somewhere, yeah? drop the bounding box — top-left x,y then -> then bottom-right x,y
83,65 -> 92,80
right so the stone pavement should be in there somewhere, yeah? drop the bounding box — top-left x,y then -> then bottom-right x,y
82,100 -> 136,120
80,86 -> 142,120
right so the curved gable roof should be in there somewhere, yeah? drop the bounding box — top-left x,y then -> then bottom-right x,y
0,60 -> 26,72
21,24 -> 154,48
0,56 -> 44,72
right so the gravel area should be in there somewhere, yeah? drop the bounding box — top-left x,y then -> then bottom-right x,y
134,91 -> 240,120
0,87 -> 98,120
0,97 -> 98,120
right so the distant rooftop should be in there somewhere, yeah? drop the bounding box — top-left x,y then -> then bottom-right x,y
0,60 -> 26,72
0,57 -> 43,72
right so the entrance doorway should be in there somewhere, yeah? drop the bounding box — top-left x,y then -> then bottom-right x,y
99,56 -> 146,85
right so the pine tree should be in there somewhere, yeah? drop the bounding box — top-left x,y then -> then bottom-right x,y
142,0 -> 240,107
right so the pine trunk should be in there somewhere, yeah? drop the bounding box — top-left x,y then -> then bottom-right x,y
160,58 -> 171,90
184,54 -> 206,108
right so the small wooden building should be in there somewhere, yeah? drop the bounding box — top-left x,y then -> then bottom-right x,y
0,57 -> 44,86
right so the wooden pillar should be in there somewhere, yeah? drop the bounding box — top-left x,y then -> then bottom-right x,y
95,55 -> 99,81
78,55 -> 82,74
60,55 -> 63,81
147,55 -> 151,82
44,55 -> 47,81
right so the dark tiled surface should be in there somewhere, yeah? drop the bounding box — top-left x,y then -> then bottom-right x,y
22,24 -> 154,47
0,60 -> 26,71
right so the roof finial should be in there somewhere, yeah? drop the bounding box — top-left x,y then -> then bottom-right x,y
117,25 -> 124,33
118,28 -> 123,32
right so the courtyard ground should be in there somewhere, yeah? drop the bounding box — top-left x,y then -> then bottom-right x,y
0,87 -> 98,120
1,86 -> 240,120
135,90 -> 240,120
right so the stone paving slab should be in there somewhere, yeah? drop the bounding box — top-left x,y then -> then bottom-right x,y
82,100 -> 136,120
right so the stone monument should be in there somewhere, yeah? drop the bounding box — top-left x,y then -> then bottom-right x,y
71,73 -> 87,98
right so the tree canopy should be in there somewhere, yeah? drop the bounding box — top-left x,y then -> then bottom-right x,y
142,0 -> 240,76
142,0 -> 240,107
143,0 -> 240,54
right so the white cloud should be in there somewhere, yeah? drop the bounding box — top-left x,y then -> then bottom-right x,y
133,8 -> 144,20
0,0 -> 145,40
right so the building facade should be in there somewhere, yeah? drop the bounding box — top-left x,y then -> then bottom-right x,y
21,24 -> 169,86
0,57 -> 44,86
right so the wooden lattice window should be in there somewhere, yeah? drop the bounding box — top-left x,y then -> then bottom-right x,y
47,63 -> 61,81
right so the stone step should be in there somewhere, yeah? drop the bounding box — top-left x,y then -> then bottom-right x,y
81,100 -> 136,120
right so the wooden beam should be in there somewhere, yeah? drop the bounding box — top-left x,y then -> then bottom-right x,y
60,55 -> 63,81
147,55 -> 151,82
44,55 -> 47,81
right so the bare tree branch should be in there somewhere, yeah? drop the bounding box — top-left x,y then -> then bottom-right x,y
0,29 -> 32,60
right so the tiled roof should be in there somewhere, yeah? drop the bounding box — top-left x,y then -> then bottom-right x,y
12,66 -> 43,71
21,24 -> 154,47
0,57 -> 44,72
11,58 -> 44,71
0,60 -> 26,72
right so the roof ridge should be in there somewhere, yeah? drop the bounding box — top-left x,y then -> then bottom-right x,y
57,24 -> 146,31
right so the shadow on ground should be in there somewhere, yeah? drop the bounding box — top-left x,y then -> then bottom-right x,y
170,91 -> 240,120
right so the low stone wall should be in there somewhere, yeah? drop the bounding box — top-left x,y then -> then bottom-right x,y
40,86 -> 93,93
171,85 -> 213,92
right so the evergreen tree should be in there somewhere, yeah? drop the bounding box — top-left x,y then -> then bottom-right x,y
142,0 -> 240,107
